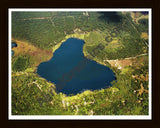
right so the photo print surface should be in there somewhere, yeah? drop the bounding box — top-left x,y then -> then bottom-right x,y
9,8 -> 152,120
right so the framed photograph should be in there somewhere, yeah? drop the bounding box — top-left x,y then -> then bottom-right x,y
9,8 -> 152,120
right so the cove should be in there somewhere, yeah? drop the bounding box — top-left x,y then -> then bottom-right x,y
37,38 -> 116,95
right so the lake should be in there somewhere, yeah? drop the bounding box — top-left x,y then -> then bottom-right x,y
11,42 -> 17,56
37,38 -> 116,95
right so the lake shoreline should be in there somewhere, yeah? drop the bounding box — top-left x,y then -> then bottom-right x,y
11,35 -> 118,96
37,38 -> 116,95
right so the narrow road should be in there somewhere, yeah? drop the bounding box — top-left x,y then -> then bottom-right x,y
19,17 -> 52,20
124,14 -> 149,47
104,53 -> 148,62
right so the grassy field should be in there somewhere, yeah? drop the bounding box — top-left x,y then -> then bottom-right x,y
12,39 -> 53,67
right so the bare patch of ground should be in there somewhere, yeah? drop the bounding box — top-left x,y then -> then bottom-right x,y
141,32 -> 148,39
130,12 -> 148,24
107,59 -> 135,70
104,54 -> 147,70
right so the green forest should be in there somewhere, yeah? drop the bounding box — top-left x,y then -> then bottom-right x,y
11,11 -> 149,115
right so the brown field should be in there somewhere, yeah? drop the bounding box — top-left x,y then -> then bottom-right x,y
106,55 -> 146,70
130,12 -> 148,24
107,59 -> 135,70
12,39 -> 53,67
141,32 -> 148,39
131,12 -> 142,19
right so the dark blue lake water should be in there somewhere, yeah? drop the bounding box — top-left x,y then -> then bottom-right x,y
37,38 -> 116,95
11,42 -> 17,56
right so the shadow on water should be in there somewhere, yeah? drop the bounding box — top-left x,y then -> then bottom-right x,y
98,12 -> 122,23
